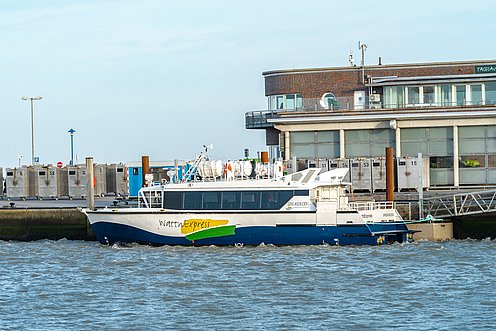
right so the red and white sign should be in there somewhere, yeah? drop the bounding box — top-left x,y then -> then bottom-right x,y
57,161 -> 63,168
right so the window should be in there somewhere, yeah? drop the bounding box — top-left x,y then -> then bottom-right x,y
290,131 -> 339,159
486,82 -> 496,105
422,86 -> 435,104
261,190 -> 293,210
221,192 -> 240,209
429,156 -> 453,169
164,191 -> 182,209
203,191 -> 221,210
470,84 -> 483,105
439,85 -> 452,106
455,85 -> 466,106
406,87 -> 420,105
277,96 -> 284,110
268,94 -> 303,111
401,127 -> 453,157
286,95 -> 295,110
183,192 -> 202,209
241,191 -> 260,210
384,86 -> 405,108
345,129 -> 395,158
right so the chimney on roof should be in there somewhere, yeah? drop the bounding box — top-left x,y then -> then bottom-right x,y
378,57 -> 382,65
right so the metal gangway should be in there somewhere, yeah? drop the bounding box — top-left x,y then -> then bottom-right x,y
423,188 -> 496,218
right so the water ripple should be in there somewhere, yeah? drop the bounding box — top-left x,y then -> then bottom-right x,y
0,240 -> 495,330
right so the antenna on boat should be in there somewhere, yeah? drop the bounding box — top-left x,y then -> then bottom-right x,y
182,144 -> 214,182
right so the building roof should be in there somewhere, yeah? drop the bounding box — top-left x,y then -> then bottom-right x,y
262,59 -> 496,77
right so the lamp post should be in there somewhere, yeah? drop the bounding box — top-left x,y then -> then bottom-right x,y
21,96 -> 42,165
68,128 -> 76,166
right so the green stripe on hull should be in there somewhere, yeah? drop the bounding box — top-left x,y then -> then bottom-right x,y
185,225 -> 236,241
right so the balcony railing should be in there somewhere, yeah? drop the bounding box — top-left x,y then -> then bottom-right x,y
245,96 -> 496,129
245,110 -> 279,129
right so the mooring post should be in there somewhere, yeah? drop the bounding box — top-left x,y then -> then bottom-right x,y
142,155 -> 150,187
86,157 -> 95,211
386,147 -> 394,202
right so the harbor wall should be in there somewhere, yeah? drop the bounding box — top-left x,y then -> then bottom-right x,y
0,208 -> 94,241
452,215 -> 496,240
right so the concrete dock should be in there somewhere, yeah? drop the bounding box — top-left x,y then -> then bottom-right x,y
0,197 -> 129,241
0,208 -> 93,241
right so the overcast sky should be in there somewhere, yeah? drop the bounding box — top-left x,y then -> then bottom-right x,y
1,0 -> 495,167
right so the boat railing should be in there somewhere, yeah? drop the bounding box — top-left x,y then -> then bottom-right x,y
138,189 -> 163,208
348,201 -> 395,211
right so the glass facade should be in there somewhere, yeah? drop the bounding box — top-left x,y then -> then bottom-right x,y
269,94 -> 303,111
401,127 -> 454,186
401,127 -> 453,157
384,82 -> 496,108
290,131 -> 339,159
458,125 -> 496,184
345,129 -> 395,157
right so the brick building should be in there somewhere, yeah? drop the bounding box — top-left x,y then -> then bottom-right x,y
245,59 -> 496,188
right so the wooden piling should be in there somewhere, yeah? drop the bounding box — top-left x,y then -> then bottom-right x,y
386,147 -> 394,202
142,155 -> 150,187
85,157 -> 94,210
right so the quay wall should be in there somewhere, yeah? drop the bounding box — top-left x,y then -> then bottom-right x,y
0,208 -> 94,241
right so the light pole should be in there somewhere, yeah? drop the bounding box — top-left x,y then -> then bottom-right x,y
21,96 -> 42,165
68,128 -> 76,166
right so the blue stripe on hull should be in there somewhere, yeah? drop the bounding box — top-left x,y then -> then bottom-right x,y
90,222 -> 391,246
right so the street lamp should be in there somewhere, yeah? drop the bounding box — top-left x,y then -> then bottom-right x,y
21,96 -> 42,165
68,128 -> 76,166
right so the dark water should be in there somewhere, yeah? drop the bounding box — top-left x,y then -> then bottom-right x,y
0,240 -> 495,330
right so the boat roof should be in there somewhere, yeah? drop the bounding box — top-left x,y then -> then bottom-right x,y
140,167 -> 349,192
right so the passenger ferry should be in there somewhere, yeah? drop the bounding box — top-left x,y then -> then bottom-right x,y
83,152 -> 414,246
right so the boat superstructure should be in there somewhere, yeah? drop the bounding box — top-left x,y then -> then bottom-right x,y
83,154 -> 414,246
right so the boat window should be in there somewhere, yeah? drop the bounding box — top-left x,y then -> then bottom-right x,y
294,190 -> 309,196
203,191 -> 221,210
261,190 -> 293,210
221,192 -> 241,209
163,191 -> 182,209
241,191 -> 260,210
183,192 -> 202,209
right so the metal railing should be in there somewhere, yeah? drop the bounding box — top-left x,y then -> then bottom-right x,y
245,110 -> 280,129
423,189 -> 496,218
349,201 -> 395,211
245,96 -> 496,129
